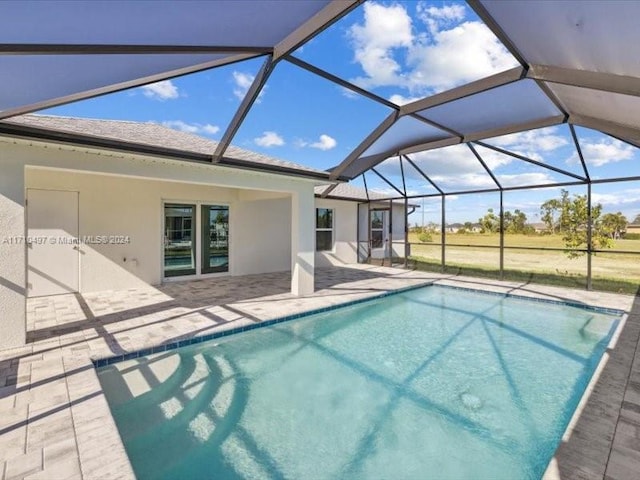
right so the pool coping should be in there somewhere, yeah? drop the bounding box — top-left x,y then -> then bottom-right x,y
92,281 -> 625,368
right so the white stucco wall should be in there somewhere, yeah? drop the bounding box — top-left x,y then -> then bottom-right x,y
314,198 -> 358,267
391,203 -> 407,258
0,137 -> 318,348
25,168 -> 301,291
234,194 -> 291,276
0,155 -> 26,349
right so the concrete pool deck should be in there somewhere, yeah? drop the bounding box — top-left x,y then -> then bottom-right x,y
0,264 -> 638,480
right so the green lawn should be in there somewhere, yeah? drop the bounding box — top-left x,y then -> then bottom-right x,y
410,232 -> 640,251
407,232 -> 640,295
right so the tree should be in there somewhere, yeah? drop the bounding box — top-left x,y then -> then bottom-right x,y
541,189 -> 612,259
633,214 -> 640,224
503,209 -> 529,234
479,208 -> 499,233
418,231 -> 433,242
540,190 -> 571,234
601,212 -> 627,239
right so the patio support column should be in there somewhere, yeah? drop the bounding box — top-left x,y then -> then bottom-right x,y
291,189 -> 314,296
0,158 -> 26,349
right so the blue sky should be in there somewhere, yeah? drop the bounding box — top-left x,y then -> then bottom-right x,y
44,1 -> 640,224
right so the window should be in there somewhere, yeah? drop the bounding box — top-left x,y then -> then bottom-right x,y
316,208 -> 334,251
370,210 -> 385,249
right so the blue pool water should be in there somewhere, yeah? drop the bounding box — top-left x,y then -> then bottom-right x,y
97,285 -> 620,480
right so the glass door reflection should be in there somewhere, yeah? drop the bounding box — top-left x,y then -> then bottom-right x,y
164,204 -> 196,277
202,205 -> 229,273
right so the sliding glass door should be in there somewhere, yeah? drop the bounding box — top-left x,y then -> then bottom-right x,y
164,204 -> 196,277
201,205 -> 229,274
164,203 -> 229,278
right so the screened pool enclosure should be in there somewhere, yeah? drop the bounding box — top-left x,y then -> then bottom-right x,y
1,0 -> 639,290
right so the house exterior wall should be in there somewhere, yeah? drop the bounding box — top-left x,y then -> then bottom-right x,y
626,224 -> 640,235
0,155 -> 26,348
390,203 -> 406,258
0,137 -> 317,349
26,168 -> 295,292
314,198 -> 358,267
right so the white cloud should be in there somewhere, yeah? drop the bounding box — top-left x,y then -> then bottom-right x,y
568,138 -> 635,167
141,80 -> 180,100
232,71 -> 253,100
406,21 -> 518,92
497,172 -> 554,187
488,127 -> 569,162
388,93 -> 423,106
368,186 -> 399,198
410,144 -> 510,177
592,189 -> 640,207
418,4 -> 466,36
232,71 -> 266,102
295,134 -> 338,151
161,120 -> 220,136
341,87 -> 360,99
254,131 -> 284,148
379,140 -> 562,191
310,134 -> 337,151
348,2 -> 413,89
347,2 -> 518,94
432,173 -> 497,190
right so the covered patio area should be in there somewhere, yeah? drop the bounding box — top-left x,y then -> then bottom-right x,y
0,265 -> 638,480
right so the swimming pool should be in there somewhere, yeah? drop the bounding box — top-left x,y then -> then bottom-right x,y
97,285 -> 621,480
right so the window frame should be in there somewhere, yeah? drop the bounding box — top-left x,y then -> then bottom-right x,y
315,207 -> 334,252
162,199 -> 232,281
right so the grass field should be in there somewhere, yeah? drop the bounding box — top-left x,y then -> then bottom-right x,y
407,232 -> 640,295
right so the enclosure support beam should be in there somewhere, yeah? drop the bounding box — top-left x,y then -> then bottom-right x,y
388,199 -> 393,267
0,44 -> 272,55
528,65 -> 640,99
474,140 -> 586,181
570,114 -> 640,150
441,195 -> 446,273
371,167 -> 405,198
569,124 -> 591,181
499,190 -> 505,280
362,173 -> 370,202
587,183 -> 593,291
356,203 -> 361,264
404,197 -> 409,268
273,0 -> 361,60
468,144 -> 502,189
212,55 -> 274,162
467,1 -> 528,67
400,66 -> 525,115
399,155 -> 407,197
330,111 -> 399,180
403,155 -> 445,194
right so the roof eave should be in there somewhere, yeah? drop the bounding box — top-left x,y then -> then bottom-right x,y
0,121 -> 334,182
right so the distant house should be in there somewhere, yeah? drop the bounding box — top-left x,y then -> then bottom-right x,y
626,222 -> 640,236
530,222 -> 547,233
